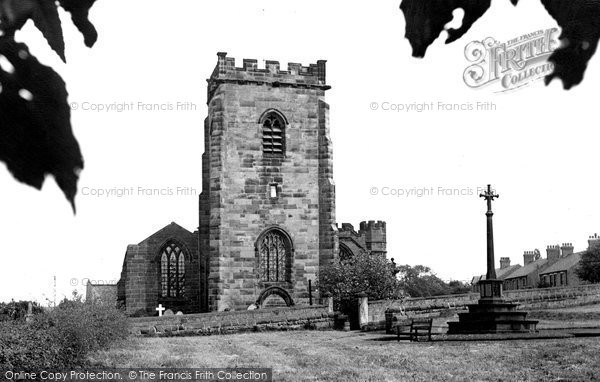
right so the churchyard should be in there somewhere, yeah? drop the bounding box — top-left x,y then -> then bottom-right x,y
85,303 -> 600,381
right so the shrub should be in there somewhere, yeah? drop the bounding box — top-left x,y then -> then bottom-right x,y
0,300 -> 44,321
0,293 -> 129,370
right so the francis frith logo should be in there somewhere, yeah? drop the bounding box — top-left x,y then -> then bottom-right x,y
463,28 -> 560,92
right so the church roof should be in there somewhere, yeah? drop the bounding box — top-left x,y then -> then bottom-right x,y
138,221 -> 194,245
505,258 -> 549,279
540,251 -> 583,275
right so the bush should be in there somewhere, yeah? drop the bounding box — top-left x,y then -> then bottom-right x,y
0,300 -> 44,321
320,252 -> 404,316
0,293 -> 129,370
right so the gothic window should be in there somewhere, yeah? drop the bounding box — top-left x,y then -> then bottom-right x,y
259,230 -> 291,282
339,244 -> 354,261
160,243 -> 186,298
262,112 -> 285,156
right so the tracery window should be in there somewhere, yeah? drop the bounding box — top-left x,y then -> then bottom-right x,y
160,243 -> 185,297
259,230 -> 290,282
339,244 -> 354,261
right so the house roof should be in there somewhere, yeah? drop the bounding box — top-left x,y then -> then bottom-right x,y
497,264 -> 522,279
540,251 -> 583,275
471,264 -> 521,283
505,258 -> 549,279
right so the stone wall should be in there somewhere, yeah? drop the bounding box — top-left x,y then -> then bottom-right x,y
129,305 -> 335,336
201,53 -> 335,311
505,284 -> 600,309
369,294 -> 479,326
119,223 -> 200,316
368,284 -> 600,329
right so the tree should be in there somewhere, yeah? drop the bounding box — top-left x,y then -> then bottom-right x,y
0,0 -> 99,211
319,252 -> 403,302
576,246 -> 600,284
396,265 -> 453,298
447,280 -> 471,295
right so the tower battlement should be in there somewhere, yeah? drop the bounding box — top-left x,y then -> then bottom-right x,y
207,52 -> 330,102
338,221 -> 387,258
359,220 -> 387,232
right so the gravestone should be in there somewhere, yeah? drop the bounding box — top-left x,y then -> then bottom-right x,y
25,302 -> 34,323
176,311 -> 184,316
164,309 -> 174,316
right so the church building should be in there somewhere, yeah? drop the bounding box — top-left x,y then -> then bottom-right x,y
114,53 -> 387,316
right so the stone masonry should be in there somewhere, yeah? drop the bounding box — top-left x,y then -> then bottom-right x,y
115,53 -> 387,316
200,53 -> 337,312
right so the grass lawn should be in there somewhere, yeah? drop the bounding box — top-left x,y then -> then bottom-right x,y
90,330 -> 600,381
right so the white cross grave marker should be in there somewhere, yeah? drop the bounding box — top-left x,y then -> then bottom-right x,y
156,304 -> 165,317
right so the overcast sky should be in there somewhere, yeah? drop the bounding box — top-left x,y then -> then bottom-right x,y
1,0 -> 599,304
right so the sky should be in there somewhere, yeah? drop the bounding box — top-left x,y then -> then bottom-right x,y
1,0 -> 599,304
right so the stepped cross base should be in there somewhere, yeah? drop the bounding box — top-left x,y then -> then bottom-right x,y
447,279 -> 538,334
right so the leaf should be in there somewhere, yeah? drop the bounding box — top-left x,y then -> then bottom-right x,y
0,0 -> 66,62
399,0 -> 492,57
57,0 -> 98,47
541,0 -> 600,89
0,38 -> 84,211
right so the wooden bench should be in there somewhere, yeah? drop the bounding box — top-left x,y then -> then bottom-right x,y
395,318 -> 433,342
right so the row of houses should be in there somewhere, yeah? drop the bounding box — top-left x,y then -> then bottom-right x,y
472,233 -> 599,291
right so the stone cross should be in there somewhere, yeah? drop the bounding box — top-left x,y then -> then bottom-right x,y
480,184 -> 499,280
156,304 -> 165,317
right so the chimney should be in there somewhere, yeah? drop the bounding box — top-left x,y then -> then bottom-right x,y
546,245 -> 560,262
588,233 -> 600,250
500,257 -> 511,269
560,243 -> 574,257
523,251 -> 535,265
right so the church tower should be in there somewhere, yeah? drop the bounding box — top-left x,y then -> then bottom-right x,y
199,53 -> 338,311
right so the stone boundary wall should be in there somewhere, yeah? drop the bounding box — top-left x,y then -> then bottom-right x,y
368,294 -> 478,327
129,305 -> 336,336
505,284 -> 600,309
368,284 -> 600,329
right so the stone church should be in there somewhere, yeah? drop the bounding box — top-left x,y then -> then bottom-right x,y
115,53 -> 387,316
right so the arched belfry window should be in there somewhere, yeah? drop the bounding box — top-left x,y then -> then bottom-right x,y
262,112 -> 286,156
258,229 -> 292,282
160,242 -> 185,298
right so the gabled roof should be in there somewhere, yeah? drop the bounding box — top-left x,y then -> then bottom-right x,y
138,221 -> 194,245
497,264 -> 521,279
472,264 -> 521,283
505,258 -> 549,279
540,251 -> 583,275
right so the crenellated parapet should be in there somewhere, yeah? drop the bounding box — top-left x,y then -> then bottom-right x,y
337,220 -> 387,258
207,52 -> 330,102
